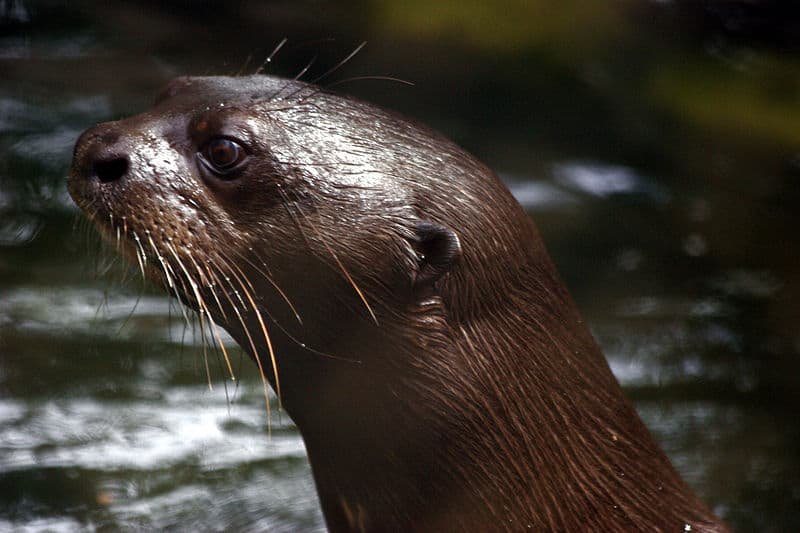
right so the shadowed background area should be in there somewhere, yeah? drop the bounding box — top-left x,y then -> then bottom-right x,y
1,1 -> 799,531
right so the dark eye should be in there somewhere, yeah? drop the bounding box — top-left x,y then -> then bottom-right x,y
199,138 -> 247,176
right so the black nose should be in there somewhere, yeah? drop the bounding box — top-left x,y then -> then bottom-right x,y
93,156 -> 129,183
73,123 -> 130,184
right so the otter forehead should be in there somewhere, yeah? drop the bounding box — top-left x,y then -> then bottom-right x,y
153,75 -> 311,112
156,75 -> 294,102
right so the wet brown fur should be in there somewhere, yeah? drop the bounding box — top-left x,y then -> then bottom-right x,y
69,75 -> 728,532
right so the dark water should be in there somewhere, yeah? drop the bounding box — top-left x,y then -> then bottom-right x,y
2,1 -> 799,531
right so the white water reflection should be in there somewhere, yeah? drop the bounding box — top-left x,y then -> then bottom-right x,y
0,215 -> 42,246
713,269 -> 781,299
0,517 -> 85,533
11,126 -> 85,170
0,286 -> 237,346
1,287 -> 167,330
554,161 -> 670,201
504,161 -> 671,210
0,389 -> 303,473
0,95 -> 111,135
503,173 -> 578,209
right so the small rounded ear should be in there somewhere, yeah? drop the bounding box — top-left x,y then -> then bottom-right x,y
413,221 -> 461,288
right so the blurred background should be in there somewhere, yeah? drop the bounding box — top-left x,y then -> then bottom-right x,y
1,1 -> 799,531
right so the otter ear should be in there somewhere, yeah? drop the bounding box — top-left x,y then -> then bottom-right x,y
413,221 -> 461,287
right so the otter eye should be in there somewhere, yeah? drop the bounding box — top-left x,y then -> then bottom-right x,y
198,138 -> 247,176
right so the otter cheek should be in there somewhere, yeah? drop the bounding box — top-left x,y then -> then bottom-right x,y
136,136 -> 192,190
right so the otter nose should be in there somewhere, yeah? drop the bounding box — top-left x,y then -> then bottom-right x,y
72,123 -> 130,184
92,155 -> 129,183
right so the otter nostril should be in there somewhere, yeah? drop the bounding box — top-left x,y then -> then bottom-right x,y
93,157 -> 129,183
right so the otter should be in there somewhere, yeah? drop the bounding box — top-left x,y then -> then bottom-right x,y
67,75 -> 728,532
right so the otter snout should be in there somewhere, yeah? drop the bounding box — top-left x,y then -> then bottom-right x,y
69,122 -> 131,195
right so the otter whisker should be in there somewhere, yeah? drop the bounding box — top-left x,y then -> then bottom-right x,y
77,204 -> 99,263
188,255 -> 238,381
131,231 -> 147,280
208,261 -> 260,348
266,57 -> 316,102
287,79 -> 379,109
165,241 -> 237,383
145,232 -> 173,288
207,255 -> 353,364
227,262 -> 283,406
310,40 -> 367,86
71,205 -> 87,232
204,310 -> 237,382
189,254 -> 230,322
293,54 -> 317,81
281,188 -> 378,325
267,38 -> 336,100
114,280 -> 148,338
321,238 -> 378,325
235,53 -> 253,78
97,250 -> 120,278
108,213 -> 124,280
325,76 -> 415,90
276,186 -> 314,250
210,261 -> 275,435
189,253 -> 247,386
268,311 -> 362,364
190,295 -> 215,392
277,41 -> 368,104
145,232 -> 192,329
256,37 -> 288,75
77,208 -> 95,248
161,242 -> 212,384
196,306 -> 214,391
227,252 -> 361,363
231,248 -> 302,325
299,212 -> 378,324
209,328 -> 235,412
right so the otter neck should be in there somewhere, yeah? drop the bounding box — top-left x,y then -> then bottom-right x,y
228,273 -> 721,532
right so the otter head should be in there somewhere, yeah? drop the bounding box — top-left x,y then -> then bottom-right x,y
67,75 -> 506,411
